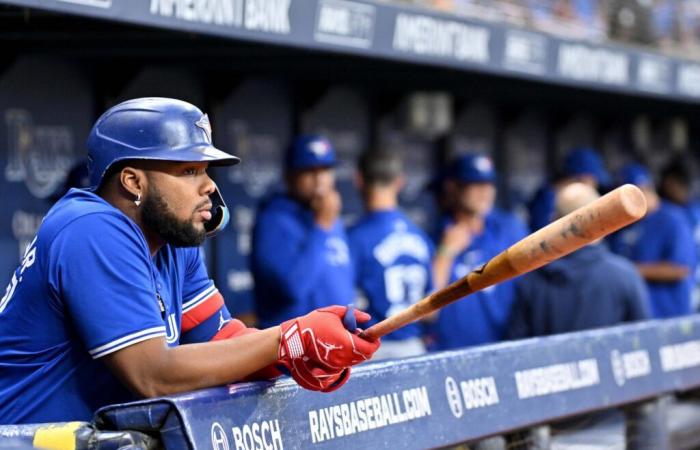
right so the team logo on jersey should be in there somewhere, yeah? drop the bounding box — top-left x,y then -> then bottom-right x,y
326,237 -> 350,266
196,114 -> 213,144
165,313 -> 179,344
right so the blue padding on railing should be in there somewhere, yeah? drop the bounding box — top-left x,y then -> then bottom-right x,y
94,316 -> 700,450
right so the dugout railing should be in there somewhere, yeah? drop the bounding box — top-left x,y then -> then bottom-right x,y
3,315 -> 700,449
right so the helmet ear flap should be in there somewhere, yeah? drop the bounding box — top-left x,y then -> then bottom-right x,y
205,184 -> 229,237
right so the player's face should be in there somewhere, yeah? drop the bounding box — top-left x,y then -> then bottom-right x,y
288,167 -> 336,204
456,182 -> 496,216
140,161 -> 216,247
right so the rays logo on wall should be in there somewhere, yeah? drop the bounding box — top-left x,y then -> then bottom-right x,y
4,109 -> 76,199
226,120 -> 283,199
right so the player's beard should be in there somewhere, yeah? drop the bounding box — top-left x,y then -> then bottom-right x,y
141,185 -> 207,247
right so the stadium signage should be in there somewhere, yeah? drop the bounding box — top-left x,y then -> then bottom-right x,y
610,349 -> 651,386
14,0 -> 700,102
314,0 -> 375,48
515,358 -> 600,399
149,0 -> 245,26
557,43 -> 629,85
636,55 -> 672,94
307,386 -> 431,443
392,13 -> 490,64
503,29 -> 547,75
676,63 -> 700,98
210,420 -> 284,450
659,340 -> 700,372
444,375 -> 499,419
149,0 -> 290,34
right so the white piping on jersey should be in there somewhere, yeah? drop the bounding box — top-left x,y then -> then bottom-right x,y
89,326 -> 166,359
182,285 -> 218,313
165,313 -> 179,344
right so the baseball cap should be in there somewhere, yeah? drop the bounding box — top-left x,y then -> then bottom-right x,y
563,147 -> 610,186
617,163 -> 652,187
448,153 -> 496,183
285,135 -> 337,171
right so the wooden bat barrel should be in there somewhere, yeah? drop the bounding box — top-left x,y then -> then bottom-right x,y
361,184 -> 647,340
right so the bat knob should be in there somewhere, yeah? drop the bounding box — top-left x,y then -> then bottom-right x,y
342,304 -> 357,332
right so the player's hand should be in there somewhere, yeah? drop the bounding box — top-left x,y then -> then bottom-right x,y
279,305 -> 380,371
438,222 -> 471,258
311,190 -> 341,230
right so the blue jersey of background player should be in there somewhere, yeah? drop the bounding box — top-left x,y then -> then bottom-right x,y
252,135 -> 355,328
608,163 -> 694,318
430,154 -> 527,350
348,150 -> 434,359
659,157 -> 700,311
0,99 -> 379,424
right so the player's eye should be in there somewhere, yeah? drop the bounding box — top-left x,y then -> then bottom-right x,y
183,167 -> 199,176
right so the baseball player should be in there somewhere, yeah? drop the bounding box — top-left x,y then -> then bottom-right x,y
251,135 -> 355,327
0,99 -> 379,424
430,154 -> 527,350
348,150 -> 434,359
608,163 -> 694,318
528,147 -> 609,232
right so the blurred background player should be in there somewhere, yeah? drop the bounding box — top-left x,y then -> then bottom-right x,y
430,153 -> 527,350
658,156 -> 700,311
528,147 -> 609,231
509,182 -> 651,339
252,135 -> 354,327
608,163 -> 695,318
348,149 -> 434,360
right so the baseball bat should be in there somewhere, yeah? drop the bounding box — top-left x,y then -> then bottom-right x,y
361,183 -> 647,340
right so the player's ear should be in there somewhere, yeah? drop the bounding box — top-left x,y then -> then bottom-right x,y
119,166 -> 147,198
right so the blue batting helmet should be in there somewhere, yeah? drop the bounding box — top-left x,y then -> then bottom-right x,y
87,97 -> 240,236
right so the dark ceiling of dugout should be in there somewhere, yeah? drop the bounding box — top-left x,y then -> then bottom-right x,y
1,4 -> 700,120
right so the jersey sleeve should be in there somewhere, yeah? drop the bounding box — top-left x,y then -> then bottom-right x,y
252,208 -> 330,307
49,213 -> 166,359
664,214 -> 695,267
179,247 -> 233,344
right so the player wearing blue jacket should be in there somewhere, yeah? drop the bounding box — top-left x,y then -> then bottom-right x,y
510,183 -> 651,339
0,100 -> 379,424
431,154 -> 527,350
609,163 -> 694,318
348,150 -> 434,359
528,147 -> 609,232
252,135 -> 355,328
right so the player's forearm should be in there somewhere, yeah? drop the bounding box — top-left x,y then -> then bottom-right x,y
432,254 -> 455,289
636,263 -> 690,282
106,327 -> 281,398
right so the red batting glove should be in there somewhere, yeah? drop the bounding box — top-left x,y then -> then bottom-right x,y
279,305 -> 381,371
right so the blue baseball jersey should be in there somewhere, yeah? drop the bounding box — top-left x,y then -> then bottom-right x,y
682,200 -> 700,310
431,208 -> 528,350
348,209 -> 434,341
608,200 -> 695,318
252,194 -> 355,327
0,189 -> 231,424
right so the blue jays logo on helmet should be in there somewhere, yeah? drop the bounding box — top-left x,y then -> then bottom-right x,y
195,114 -> 213,145
87,97 -> 240,236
